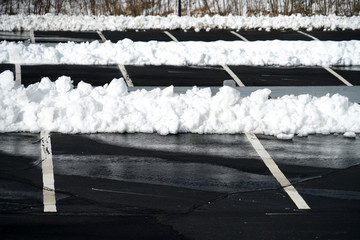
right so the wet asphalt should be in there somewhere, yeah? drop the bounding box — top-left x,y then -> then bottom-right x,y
0,29 -> 360,239
0,133 -> 360,239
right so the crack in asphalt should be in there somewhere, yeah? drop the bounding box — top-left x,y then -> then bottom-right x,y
183,162 -> 360,216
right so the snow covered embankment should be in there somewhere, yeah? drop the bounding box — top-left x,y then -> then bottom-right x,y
1,70 -> 359,139
1,40 -> 360,66
1,14 -> 360,31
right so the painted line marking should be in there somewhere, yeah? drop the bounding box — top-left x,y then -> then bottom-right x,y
230,31 -> 249,42
225,32 -> 248,86
40,131 -> 57,213
297,31 -> 352,86
97,30 -> 107,42
164,29 -> 245,88
221,64 -> 245,87
30,29 -> 35,43
245,132 -> 310,210
297,30 -> 319,41
118,64 -> 134,87
15,64 -> 21,82
164,31 -> 179,42
164,30 -> 245,88
322,66 -> 353,86
97,31 -> 134,87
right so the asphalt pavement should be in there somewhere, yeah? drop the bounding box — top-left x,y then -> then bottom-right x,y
1,29 -> 360,88
0,29 -> 360,239
1,133 -> 359,239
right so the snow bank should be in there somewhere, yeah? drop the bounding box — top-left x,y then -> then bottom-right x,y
1,14 -> 360,31
1,40 -> 360,66
1,70 -> 359,138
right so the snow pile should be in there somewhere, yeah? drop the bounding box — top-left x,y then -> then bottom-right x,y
1,14 -> 360,31
1,40 -> 360,66
0,70 -> 359,138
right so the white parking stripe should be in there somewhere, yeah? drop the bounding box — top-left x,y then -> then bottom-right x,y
97,31 -> 107,42
230,31 -> 249,42
96,31 -> 134,87
322,66 -> 353,86
297,30 -> 352,86
221,64 -> 245,87
245,132 -> 310,210
163,30 -> 246,87
224,32 -> 249,86
118,64 -> 134,87
297,30 -> 319,41
30,29 -> 35,43
40,131 -> 57,212
15,64 -> 21,81
164,31 -> 179,42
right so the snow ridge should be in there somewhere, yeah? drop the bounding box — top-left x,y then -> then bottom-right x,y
1,14 -> 360,31
1,40 -> 360,66
0,70 -> 359,139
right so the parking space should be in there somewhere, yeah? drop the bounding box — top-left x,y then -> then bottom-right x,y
0,64 -> 15,74
0,133 -> 44,214
167,29 -> 240,41
21,64 -> 122,86
228,65 -> 345,86
331,66 -> 360,85
305,29 -> 360,41
235,29 -> 310,41
34,31 -> 101,43
0,31 -> 31,42
50,133 -> 276,213
126,65 -> 230,86
102,30 -> 172,42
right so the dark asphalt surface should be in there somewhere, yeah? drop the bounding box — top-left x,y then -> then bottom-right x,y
125,65 -> 230,86
21,64 -> 122,86
1,29 -> 360,43
0,133 -> 359,239
228,65 -> 345,86
166,29 -> 240,42
102,30 -> 173,42
0,30 -> 360,239
306,29 -> 360,41
1,29 -> 360,87
34,31 -> 101,43
9,63 -> 360,87
235,29 -> 311,41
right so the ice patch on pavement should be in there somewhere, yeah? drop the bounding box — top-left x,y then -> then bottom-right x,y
1,70 -> 359,138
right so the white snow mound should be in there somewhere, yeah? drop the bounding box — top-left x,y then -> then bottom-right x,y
1,40 -> 360,66
1,14 -> 360,31
1,71 -> 359,138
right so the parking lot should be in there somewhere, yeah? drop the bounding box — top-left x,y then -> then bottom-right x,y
0,29 -> 359,239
